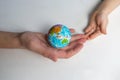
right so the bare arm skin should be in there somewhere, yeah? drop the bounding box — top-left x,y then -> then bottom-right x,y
0,31 -> 22,48
0,29 -> 86,61
98,0 -> 120,15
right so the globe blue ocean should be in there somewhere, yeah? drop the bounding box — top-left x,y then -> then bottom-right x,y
48,24 -> 71,48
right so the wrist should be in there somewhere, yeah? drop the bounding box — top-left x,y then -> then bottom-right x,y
0,31 -> 24,48
96,0 -> 120,16
94,9 -> 109,17
14,32 -> 25,49
12,33 -> 24,49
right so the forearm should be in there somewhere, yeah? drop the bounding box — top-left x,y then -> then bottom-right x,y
97,0 -> 120,15
0,31 -> 22,48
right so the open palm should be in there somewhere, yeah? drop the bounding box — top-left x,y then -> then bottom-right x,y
20,29 -> 86,61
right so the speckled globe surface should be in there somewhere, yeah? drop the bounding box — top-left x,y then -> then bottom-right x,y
48,24 -> 71,48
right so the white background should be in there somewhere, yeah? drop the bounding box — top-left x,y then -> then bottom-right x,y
0,0 -> 120,80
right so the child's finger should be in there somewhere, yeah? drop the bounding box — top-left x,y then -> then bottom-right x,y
85,27 -> 96,39
71,34 -> 85,42
85,25 -> 93,33
89,27 -> 102,40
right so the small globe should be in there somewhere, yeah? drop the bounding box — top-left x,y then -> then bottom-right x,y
48,24 -> 71,48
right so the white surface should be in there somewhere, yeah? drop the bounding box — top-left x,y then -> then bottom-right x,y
0,0 -> 120,80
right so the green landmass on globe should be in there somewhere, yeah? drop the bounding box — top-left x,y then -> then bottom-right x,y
48,24 -> 71,48
62,39 -> 68,44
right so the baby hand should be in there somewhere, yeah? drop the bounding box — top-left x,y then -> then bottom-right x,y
84,11 -> 108,40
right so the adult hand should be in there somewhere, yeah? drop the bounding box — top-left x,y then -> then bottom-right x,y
84,11 -> 108,40
20,29 -> 86,62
